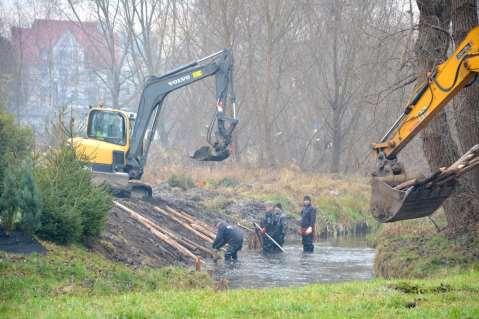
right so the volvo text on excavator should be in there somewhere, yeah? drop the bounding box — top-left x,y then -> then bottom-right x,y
370,26 -> 479,223
72,49 -> 238,198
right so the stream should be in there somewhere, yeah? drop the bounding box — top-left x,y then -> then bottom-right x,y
212,239 -> 376,289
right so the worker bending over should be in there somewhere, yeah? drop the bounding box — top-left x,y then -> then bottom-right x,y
300,195 -> 316,253
212,222 -> 244,262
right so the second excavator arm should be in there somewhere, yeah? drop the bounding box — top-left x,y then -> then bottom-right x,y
126,49 -> 238,180
373,26 -> 479,172
370,26 -> 479,222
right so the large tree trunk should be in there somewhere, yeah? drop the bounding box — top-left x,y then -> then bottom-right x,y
415,0 -> 471,235
451,0 -> 479,192
449,0 -> 479,232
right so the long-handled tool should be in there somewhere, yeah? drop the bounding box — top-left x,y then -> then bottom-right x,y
253,222 -> 285,252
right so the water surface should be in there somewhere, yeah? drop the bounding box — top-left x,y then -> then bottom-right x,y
213,239 -> 376,289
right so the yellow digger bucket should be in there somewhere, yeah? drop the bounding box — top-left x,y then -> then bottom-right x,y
370,178 -> 457,223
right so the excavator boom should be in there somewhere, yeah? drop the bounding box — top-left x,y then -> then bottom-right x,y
371,26 -> 479,222
126,49 -> 238,180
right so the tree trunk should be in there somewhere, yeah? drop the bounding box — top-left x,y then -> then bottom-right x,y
415,0 -> 479,235
451,0 -> 479,192
330,110 -> 342,173
449,0 -> 479,233
261,0 -> 275,167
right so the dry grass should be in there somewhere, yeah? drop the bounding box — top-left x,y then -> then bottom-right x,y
145,161 -> 374,231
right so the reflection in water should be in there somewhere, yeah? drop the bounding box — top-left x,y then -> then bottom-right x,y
212,239 -> 376,289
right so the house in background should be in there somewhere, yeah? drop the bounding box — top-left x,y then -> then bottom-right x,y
10,19 -> 124,133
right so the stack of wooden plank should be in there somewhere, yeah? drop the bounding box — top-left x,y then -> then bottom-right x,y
394,144 -> 479,191
113,201 -> 218,266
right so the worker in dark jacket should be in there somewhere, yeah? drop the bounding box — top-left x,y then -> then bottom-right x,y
272,203 -> 286,247
259,202 -> 276,253
212,222 -> 244,262
300,195 -> 316,253
259,202 -> 286,253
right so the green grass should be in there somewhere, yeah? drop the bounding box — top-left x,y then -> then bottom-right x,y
0,242 -> 211,305
1,269 -> 478,318
1,238 -> 478,318
374,229 -> 479,278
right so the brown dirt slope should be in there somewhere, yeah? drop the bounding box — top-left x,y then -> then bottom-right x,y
91,196 -> 227,268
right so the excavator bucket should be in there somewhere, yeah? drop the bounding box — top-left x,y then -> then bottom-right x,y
370,178 -> 457,223
191,146 -> 230,162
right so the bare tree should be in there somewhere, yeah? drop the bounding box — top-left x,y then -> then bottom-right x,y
67,0 -> 132,107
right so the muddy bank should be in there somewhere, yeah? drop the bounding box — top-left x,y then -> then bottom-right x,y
93,182 -> 373,268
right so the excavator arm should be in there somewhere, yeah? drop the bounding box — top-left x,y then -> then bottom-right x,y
371,26 -> 479,222
126,49 -> 238,180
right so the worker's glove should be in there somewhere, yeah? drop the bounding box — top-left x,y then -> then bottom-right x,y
304,226 -> 313,235
260,228 -> 267,234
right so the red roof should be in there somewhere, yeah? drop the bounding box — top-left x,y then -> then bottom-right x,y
11,19 -> 115,69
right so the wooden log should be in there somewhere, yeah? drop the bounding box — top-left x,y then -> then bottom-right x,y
164,205 -> 216,234
113,201 -> 198,262
164,205 -> 216,238
154,224 -> 216,257
124,202 -> 215,258
394,144 -> 479,189
153,206 -> 214,243
195,257 -> 201,272
394,179 -> 418,190
162,205 -> 216,240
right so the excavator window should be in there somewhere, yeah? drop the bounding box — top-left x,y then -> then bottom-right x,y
87,110 -> 126,146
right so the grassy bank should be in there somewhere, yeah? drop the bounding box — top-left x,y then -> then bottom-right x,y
147,165 -> 377,237
1,235 -> 478,318
1,267 -> 478,318
374,216 -> 479,278
0,242 -> 211,307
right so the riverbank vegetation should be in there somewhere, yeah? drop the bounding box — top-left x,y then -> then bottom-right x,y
1,242 -> 477,318
0,242 -> 211,306
149,164 -> 376,238
374,216 -> 479,278
0,105 -> 111,246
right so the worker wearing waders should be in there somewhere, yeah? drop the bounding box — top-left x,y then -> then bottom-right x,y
212,222 -> 244,262
259,202 -> 285,253
272,203 -> 286,248
300,195 -> 316,253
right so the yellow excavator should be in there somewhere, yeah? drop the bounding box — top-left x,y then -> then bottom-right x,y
72,49 -> 238,198
370,26 -> 479,222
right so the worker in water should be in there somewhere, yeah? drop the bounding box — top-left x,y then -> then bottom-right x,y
300,195 -> 316,253
259,202 -> 285,253
272,203 -> 286,248
212,221 -> 244,262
